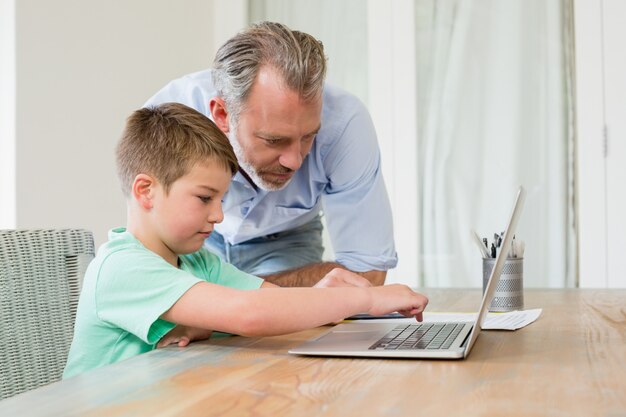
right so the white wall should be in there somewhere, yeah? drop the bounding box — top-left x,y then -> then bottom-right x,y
14,0 -> 216,246
575,0 -> 626,288
0,0 -> 16,229
603,0 -> 626,288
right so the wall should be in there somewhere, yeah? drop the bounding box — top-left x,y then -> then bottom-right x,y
0,0 -> 16,229
14,0 -> 215,246
575,0 -> 626,288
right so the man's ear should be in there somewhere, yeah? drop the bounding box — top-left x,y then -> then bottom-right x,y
132,174 -> 156,210
209,97 -> 230,133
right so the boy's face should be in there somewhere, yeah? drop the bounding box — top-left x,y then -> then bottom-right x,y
150,159 -> 231,260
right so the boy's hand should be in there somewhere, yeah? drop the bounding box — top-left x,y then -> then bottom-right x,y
157,325 -> 213,348
368,284 -> 429,322
314,268 -> 373,288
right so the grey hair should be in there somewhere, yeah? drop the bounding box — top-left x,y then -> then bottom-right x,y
212,21 -> 327,122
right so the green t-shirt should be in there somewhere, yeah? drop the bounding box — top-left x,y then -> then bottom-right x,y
63,228 -> 264,378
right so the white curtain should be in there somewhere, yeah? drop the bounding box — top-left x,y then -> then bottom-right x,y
416,0 -> 576,288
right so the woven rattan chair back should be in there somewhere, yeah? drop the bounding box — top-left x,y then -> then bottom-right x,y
0,229 -> 95,400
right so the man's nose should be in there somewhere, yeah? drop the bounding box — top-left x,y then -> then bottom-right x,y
279,142 -> 304,171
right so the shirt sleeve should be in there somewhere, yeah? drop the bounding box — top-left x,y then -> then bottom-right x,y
321,101 -> 398,272
95,249 -> 203,345
143,70 -> 213,117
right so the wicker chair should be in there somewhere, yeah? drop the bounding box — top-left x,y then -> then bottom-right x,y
0,229 -> 95,400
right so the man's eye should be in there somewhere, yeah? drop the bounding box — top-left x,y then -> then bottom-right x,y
265,139 -> 281,145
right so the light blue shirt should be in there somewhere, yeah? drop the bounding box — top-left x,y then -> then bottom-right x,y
145,70 -> 397,272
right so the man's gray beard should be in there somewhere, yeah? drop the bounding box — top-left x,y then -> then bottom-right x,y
228,125 -> 292,192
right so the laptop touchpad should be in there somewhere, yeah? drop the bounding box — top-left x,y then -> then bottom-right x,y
312,329 -> 383,348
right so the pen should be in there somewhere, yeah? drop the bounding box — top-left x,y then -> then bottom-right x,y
511,235 -> 517,258
491,243 -> 496,258
472,229 -> 490,258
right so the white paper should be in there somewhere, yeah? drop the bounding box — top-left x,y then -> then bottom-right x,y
480,309 -> 542,330
350,309 -> 542,331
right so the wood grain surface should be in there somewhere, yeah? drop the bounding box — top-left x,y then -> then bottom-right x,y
0,289 -> 624,417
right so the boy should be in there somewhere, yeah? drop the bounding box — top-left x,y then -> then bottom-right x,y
63,103 -> 428,378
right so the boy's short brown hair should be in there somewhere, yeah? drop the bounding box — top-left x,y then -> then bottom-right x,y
116,102 -> 238,196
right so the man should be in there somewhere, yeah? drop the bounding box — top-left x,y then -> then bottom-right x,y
145,21 -> 396,287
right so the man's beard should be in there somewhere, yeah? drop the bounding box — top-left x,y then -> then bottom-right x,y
229,124 -> 293,191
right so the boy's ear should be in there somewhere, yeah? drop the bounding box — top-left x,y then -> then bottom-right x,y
132,174 -> 156,210
209,97 -> 230,133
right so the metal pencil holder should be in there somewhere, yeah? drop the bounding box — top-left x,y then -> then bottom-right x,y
482,257 -> 524,312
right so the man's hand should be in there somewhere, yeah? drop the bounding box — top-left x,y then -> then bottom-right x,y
157,325 -> 213,348
313,267 -> 373,288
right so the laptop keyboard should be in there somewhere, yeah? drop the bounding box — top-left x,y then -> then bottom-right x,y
369,323 -> 464,350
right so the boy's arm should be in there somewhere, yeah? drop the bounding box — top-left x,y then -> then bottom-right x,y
157,268 -> 374,346
160,281 -> 428,337
157,281 -> 277,348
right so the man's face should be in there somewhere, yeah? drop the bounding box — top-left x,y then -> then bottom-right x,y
229,67 -> 322,191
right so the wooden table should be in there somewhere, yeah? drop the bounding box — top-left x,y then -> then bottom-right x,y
0,289 -> 624,417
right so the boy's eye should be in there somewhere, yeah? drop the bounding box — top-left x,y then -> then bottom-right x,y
198,196 -> 211,203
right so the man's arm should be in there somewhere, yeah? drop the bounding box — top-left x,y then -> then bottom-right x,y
260,262 -> 386,287
316,94 -> 397,282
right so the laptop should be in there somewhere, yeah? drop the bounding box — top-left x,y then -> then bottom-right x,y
289,186 -> 526,359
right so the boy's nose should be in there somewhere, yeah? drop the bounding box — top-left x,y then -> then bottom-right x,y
208,205 -> 224,224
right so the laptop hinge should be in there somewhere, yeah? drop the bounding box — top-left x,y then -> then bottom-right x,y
460,326 -> 473,348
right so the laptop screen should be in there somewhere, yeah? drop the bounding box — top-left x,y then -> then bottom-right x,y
463,186 -> 526,357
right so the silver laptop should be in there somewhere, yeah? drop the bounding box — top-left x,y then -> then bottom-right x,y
289,186 -> 526,359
